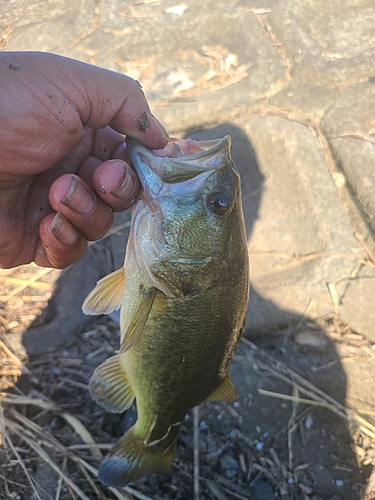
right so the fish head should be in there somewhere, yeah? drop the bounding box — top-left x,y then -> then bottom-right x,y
127,136 -> 247,299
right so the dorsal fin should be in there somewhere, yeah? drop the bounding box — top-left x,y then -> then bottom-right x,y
82,268 -> 125,315
120,287 -> 158,353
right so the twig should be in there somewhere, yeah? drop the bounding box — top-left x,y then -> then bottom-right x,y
62,412 -> 102,458
67,443 -> 112,451
0,473 -> 27,489
55,456 -> 67,500
74,456 -> 153,500
327,283 -> 340,314
1,276 -> 52,290
4,417 -> 91,500
0,268 -> 54,300
0,407 -> 42,500
354,231 -> 375,266
238,339 -> 375,441
248,249 -> 374,268
259,389 -> 361,410
6,406 -> 137,500
2,394 -> 101,456
218,487 -> 251,500
206,481 -> 228,500
77,461 -> 102,498
0,341 -> 22,365
58,377 -> 90,391
193,405 -> 200,500
287,386 -> 298,470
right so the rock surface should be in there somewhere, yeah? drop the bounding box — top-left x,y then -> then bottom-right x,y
1,0 -> 375,339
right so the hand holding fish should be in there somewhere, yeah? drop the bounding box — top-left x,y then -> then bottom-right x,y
0,52 -> 168,269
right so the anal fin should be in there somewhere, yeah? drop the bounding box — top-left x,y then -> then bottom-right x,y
89,354 -> 135,413
82,268 -> 125,316
206,372 -> 237,403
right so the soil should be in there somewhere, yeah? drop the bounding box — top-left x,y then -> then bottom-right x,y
1,264 -> 375,500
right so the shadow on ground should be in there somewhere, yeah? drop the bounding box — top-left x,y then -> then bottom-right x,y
6,122 -> 369,498
185,123 -> 366,499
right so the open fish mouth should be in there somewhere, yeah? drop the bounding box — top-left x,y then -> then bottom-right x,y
127,136 -> 232,183
153,137 -> 226,158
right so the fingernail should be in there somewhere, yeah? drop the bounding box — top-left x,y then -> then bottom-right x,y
50,213 -> 78,246
152,114 -> 169,138
111,165 -> 134,198
62,176 -> 96,214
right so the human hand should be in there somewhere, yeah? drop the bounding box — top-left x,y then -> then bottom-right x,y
0,52 -> 168,269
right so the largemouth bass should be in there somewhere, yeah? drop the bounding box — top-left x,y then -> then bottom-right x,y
83,135 -> 249,487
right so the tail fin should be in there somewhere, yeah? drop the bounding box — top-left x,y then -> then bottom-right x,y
98,425 -> 176,487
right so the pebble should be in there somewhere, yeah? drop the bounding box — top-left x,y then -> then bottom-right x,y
255,440 -> 264,451
7,298 -> 24,310
6,320 -> 19,330
250,478 -> 275,500
305,413 -> 313,430
199,420 -> 209,430
294,329 -> 327,349
220,454 -> 239,471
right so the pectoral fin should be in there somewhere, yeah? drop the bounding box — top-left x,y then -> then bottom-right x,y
82,268 -> 125,315
120,287 -> 158,353
89,354 -> 135,413
206,372 -> 237,403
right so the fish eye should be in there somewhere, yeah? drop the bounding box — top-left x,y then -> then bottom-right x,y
208,192 -> 230,216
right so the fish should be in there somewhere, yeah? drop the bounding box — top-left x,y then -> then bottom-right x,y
82,135 -> 250,488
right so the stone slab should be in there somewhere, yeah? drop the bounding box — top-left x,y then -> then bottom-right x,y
340,266 -> 375,342
189,119 -> 367,334
331,137 -> 375,235
78,4 -> 286,131
322,82 -> 375,140
0,0 -> 81,32
268,0 -> 375,86
269,81 -> 340,123
5,0 -> 96,54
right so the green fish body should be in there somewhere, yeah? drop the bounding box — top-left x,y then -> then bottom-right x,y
83,136 -> 250,487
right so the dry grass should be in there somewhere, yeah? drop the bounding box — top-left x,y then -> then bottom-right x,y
0,328 -> 374,498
